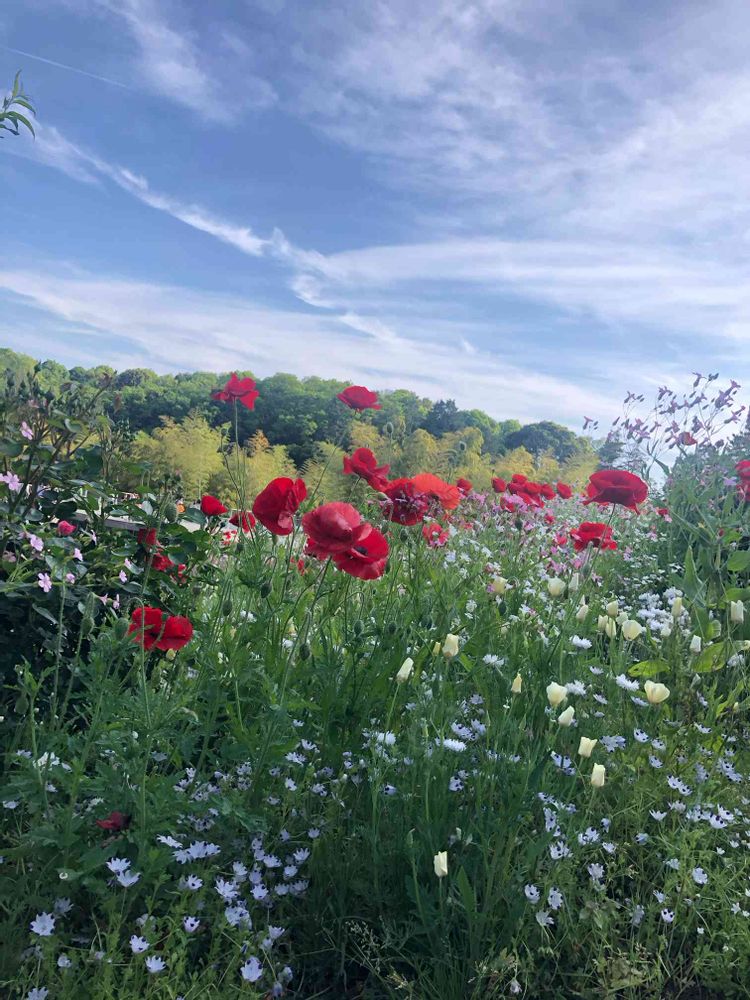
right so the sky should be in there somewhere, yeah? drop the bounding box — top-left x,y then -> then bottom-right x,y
1,0 -> 750,428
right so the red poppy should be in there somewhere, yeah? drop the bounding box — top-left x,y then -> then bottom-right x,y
411,473 -> 461,511
336,385 -> 381,411
252,477 -> 307,535
302,502 -> 370,558
539,483 -> 556,501
381,478 -> 430,525
201,495 -> 228,517
737,460 -> 750,480
150,552 -> 174,572
128,606 -> 194,651
492,477 -> 506,493
332,524 -> 389,579
96,810 -> 131,832
423,522 -> 449,547
137,527 -> 158,549
456,478 -> 473,495
656,506 -> 670,519
342,447 -> 390,489
584,469 -> 648,512
230,510 -> 256,532
556,482 -> 573,499
211,372 -> 259,410
544,512 -> 555,525
507,476 -> 545,508
570,521 -> 618,552
56,520 -> 76,536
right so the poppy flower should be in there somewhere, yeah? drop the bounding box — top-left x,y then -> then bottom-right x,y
656,506 -> 671,519
302,502 -> 371,558
492,477 -> 506,493
332,524 -> 389,580
137,527 -> 158,549
128,606 -> 193,651
423,522 -> 449,547
252,477 -> 307,535
336,385 -> 381,411
200,495 -> 228,517
677,431 -> 698,446
56,520 -> 76,536
539,483 -> 556,501
584,469 -> 648,512
456,478 -> 473,495
229,510 -> 256,532
96,810 -> 131,832
381,478 -> 430,525
211,372 -> 259,410
556,482 -> 573,499
342,447 -> 390,489
737,460 -> 750,478
570,521 -> 618,552
411,473 -> 461,511
150,552 -> 174,573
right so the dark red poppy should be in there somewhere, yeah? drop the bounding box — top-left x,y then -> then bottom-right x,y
229,510 -> 256,532
456,478 -> 473,495
150,552 -> 174,572
570,521 -> 618,552
422,522 -> 449,547
584,469 -> 648,512
302,502 -> 370,558
737,459 -> 750,480
128,606 -> 193,651
342,447 -> 390,489
332,524 -> 389,579
656,506 -> 670,518
539,483 -> 556,501
677,431 -> 698,446
96,810 -> 131,832
336,385 -> 381,411
492,477 -> 507,493
544,511 -> 555,525
381,478 -> 430,525
211,372 -> 259,410
57,520 -> 76,536
556,482 -> 573,499
252,477 -> 307,535
201,495 -> 228,517
137,527 -> 158,549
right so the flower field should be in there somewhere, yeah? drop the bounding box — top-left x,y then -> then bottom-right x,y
2,368 -> 750,999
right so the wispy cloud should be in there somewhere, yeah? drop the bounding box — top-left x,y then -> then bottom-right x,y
0,44 -> 130,88
0,265 -> 625,424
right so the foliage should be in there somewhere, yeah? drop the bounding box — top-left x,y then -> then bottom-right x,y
2,366 -> 750,1000
1,72 -> 35,138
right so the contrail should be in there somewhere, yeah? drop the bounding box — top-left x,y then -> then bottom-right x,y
1,45 -> 130,89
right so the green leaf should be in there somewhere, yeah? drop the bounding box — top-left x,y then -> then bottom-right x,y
693,641 -> 730,673
727,551 -> 750,573
455,866 -> 476,918
628,658 -> 669,678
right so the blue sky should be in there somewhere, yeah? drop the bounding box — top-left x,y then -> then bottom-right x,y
1,0 -> 750,427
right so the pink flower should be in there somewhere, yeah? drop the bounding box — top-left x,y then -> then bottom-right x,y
1,471 -> 21,492
20,421 -> 33,440
37,573 -> 52,593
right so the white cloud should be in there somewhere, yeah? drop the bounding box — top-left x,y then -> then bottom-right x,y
0,265 -> 625,425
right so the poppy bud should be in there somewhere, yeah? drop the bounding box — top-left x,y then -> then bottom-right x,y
433,851 -> 448,878
399,529 -> 409,542
557,706 -> 575,726
164,501 -> 178,523
299,643 -> 311,660
222,597 -> 233,616
384,421 -> 394,436
644,680 -> 670,704
260,582 -> 272,599
353,619 -> 364,636
387,623 -> 398,635
590,764 -> 606,788
546,682 -> 567,707
578,737 -> 597,758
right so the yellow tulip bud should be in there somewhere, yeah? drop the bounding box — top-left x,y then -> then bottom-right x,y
730,600 -> 745,624
546,681 -> 568,707
591,763 -> 606,788
644,680 -> 670,704
433,851 -> 448,878
621,619 -> 644,641
442,634 -> 460,658
606,600 -> 619,617
597,615 -> 608,632
547,577 -> 566,597
432,641 -> 442,656
689,635 -> 702,654
575,602 -> 588,622
569,572 -> 580,593
511,672 -> 522,694
578,736 -> 598,758
491,577 -> 511,595
671,596 -> 683,618
604,618 -> 617,639
396,658 -> 414,683
557,706 -> 575,726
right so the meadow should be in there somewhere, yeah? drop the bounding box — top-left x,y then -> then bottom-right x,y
1,366 -> 750,999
